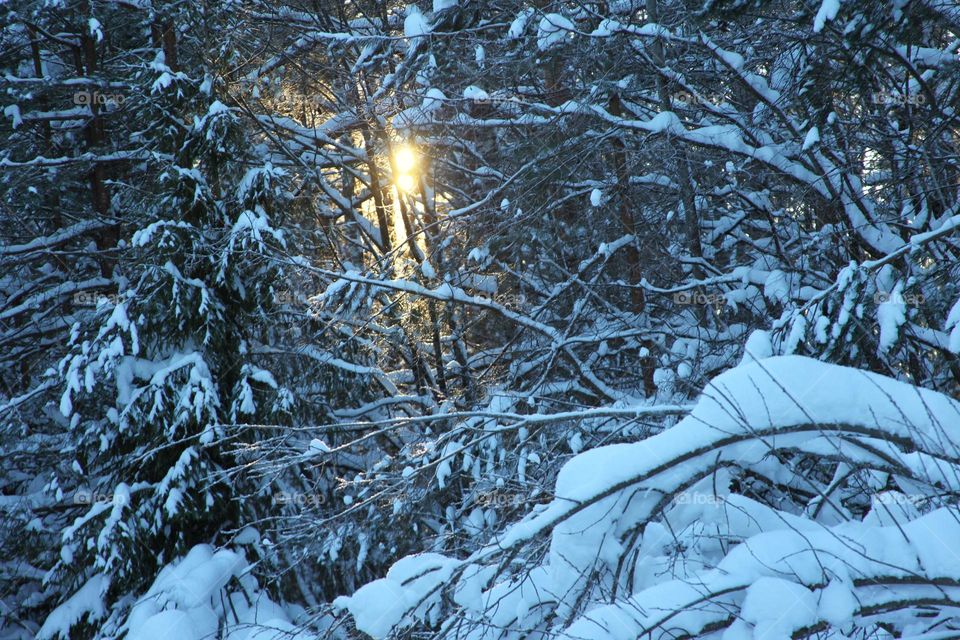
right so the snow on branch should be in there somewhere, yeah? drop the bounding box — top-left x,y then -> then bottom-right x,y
338,356 -> 960,640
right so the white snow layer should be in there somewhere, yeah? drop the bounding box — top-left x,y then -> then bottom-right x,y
334,553 -> 458,638
404,6 -> 431,38
537,14 -> 574,50
802,126 -> 820,150
507,8 -> 535,39
38,574 -> 108,640
813,0 -> 841,32
341,355 -> 960,640
394,88 -> 447,130
120,544 -> 309,640
463,85 -> 489,101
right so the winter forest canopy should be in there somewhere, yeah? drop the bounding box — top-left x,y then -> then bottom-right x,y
2,0 -> 960,639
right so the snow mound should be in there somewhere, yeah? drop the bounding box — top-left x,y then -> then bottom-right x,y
335,553 -> 458,638
463,85 -> 489,101
121,544 -> 312,640
537,14 -> 574,50
341,356 -> 960,640
404,6 -> 431,38
394,88 -> 447,130
813,0 -> 841,32
508,8 -> 535,39
38,575 -> 108,640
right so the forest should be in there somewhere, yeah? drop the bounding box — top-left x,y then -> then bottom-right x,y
2,0 -> 960,639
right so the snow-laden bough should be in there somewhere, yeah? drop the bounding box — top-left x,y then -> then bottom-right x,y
338,356 -> 960,640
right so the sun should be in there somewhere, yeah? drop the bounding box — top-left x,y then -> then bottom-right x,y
393,144 -> 419,192
394,144 -> 417,175
396,174 -> 417,192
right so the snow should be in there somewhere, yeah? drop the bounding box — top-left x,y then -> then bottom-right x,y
404,6 -> 431,39
644,110 -> 685,134
561,505 -> 960,640
335,577 -> 407,638
536,354 -> 960,567
741,577 -> 818,638
336,355 -> 960,640
37,574 -> 108,640
423,87 -> 446,109
813,0 -> 841,32
508,8 -> 535,39
237,163 -> 287,203
123,546 -> 249,640
876,284 -> 907,353
763,269 -> 789,302
716,47 -> 745,71
229,206 -> 286,250
819,578 -> 857,630
591,18 -> 621,36
309,438 -> 332,453
453,564 -> 496,610
3,104 -> 22,129
591,19 -> 667,38
131,220 -> 193,247
128,609 -> 215,640
141,545 -> 244,609
118,544 -> 314,640
463,85 -> 489,101
88,18 -> 104,42
205,99 -> 232,117
537,14 -> 575,50
944,297 -> 960,353
394,88 -> 447,129
740,329 -> 773,364
11,6 -> 960,640
334,553 -> 458,638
